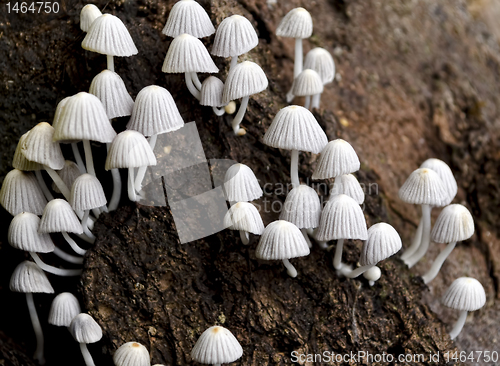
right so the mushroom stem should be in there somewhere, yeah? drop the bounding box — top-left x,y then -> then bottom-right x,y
304,95 -> 311,110
26,293 -> 45,365
128,168 -> 137,201
62,232 -> 88,255
53,246 -> 84,264
77,232 -> 95,243
311,93 -> 321,109
344,264 -> 374,278
81,210 -> 96,242
107,55 -> 114,72
44,166 -> 71,200
82,139 -> 96,176
239,230 -> 250,245
290,149 -> 300,188
231,96 -> 249,135
71,142 -> 87,174
79,343 -> 96,366
229,56 -> 238,73
294,37 -> 303,78
282,258 -> 297,277
134,134 -> 157,192
30,252 -> 82,276
449,310 -> 468,340
301,228 -> 312,248
405,204 -> 432,268
107,143 -> 122,212
309,228 -> 328,249
191,72 -> 203,91
185,72 -> 201,100
212,107 -> 225,116
35,170 -> 54,201
400,217 -> 423,261
333,238 -> 345,270
422,241 -> 457,284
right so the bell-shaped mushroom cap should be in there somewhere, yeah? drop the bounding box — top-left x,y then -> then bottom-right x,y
80,4 -> 102,32
263,105 -> 328,154
70,174 -> 107,211
82,14 -> 138,56
162,0 -> 215,38
39,199 -> 84,234
256,220 -> 310,260
113,342 -> 151,366
13,132 -> 42,171
304,47 -> 335,84
279,185 -> 321,229
162,33 -> 218,73
359,223 -> 402,266
53,92 -> 117,143
52,160 -> 82,194
331,174 -> 364,204
126,85 -> 184,136
89,70 -> 134,119
9,261 -> 54,293
442,277 -> 486,312
222,61 -> 268,104
21,122 -> 65,170
105,130 -> 157,170
69,313 -> 103,344
291,69 -> 323,97
8,212 -> 55,253
0,169 -> 47,216
223,163 -> 263,202
48,292 -> 81,327
312,139 -> 360,180
398,168 -> 448,207
315,194 -> 368,241
211,15 -> 258,58
420,158 -> 457,206
276,7 -> 313,39
431,204 -> 474,244
191,326 -> 243,365
200,76 -> 225,107
223,202 -> 264,235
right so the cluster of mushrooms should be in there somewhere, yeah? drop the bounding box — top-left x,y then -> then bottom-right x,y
0,1 -> 488,365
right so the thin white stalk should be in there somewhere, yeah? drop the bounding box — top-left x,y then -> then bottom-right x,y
79,343 -> 96,366
71,143 -> 87,174
128,168 -> 137,201
311,93 -> 321,109
30,252 -> 82,276
231,96 -> 249,135
401,217 -> 423,261
229,56 -> 238,73
81,210 -> 96,241
282,258 -> 297,277
290,149 -> 300,188
44,166 -> 71,200
107,55 -> 114,72
53,246 -> 84,264
212,107 -> 225,116
294,37 -> 303,78
301,228 -> 312,248
239,230 -> 250,245
82,139 -> 96,176
26,293 -> 46,365
405,205 -> 432,268
344,264 -> 374,278
62,232 -> 88,255
304,95 -> 311,110
134,134 -> 157,192
191,72 -> 202,91
333,238 -> 345,270
106,143 -> 122,212
76,232 -> 95,244
449,310 -> 468,340
185,72 -> 201,100
35,170 -> 54,201
422,241 -> 457,284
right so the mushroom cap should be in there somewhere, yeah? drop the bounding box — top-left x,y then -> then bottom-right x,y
420,158 -> 457,205
70,174 -> 107,211
312,139 -> 360,179
263,105 -> 328,154
80,4 -> 102,32
431,204 -> 474,243
191,326 -> 243,365
82,14 -> 138,56
223,163 -> 263,202
0,169 -> 47,216
162,0 -> 215,38
8,212 -> 55,253
162,33 -> 218,73
39,199 -> 84,234
200,76 -> 225,107
330,174 -> 364,204
48,292 -> 81,327
222,61 -> 268,104
69,313 -> 103,344
113,342 -> 151,366
105,130 -> 157,170
12,132 -> 42,171
256,220 -> 310,260
10,261 -> 54,293
89,70 -> 134,119
211,15 -> 258,58
315,194 -> 367,241
442,277 -> 486,311
126,85 -> 184,136
279,185 -> 321,229
304,47 -> 335,84
359,223 -> 402,266
291,69 -> 324,96
52,160 -> 82,194
52,92 -> 116,143
21,122 -> 65,170
223,202 -> 264,235
276,7 -> 313,39
398,168 -> 448,207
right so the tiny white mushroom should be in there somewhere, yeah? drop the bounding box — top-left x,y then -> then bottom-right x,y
291,69 -> 323,110
80,4 -> 102,32
69,313 -> 103,366
191,326 -> 243,366
162,0 -> 215,38
0,169 -> 47,216
113,341 -> 151,366
48,292 -> 81,327
89,69 -> 134,119
304,47 -> 335,108
223,163 -> 263,203
312,139 -> 360,180
223,202 -> 264,244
